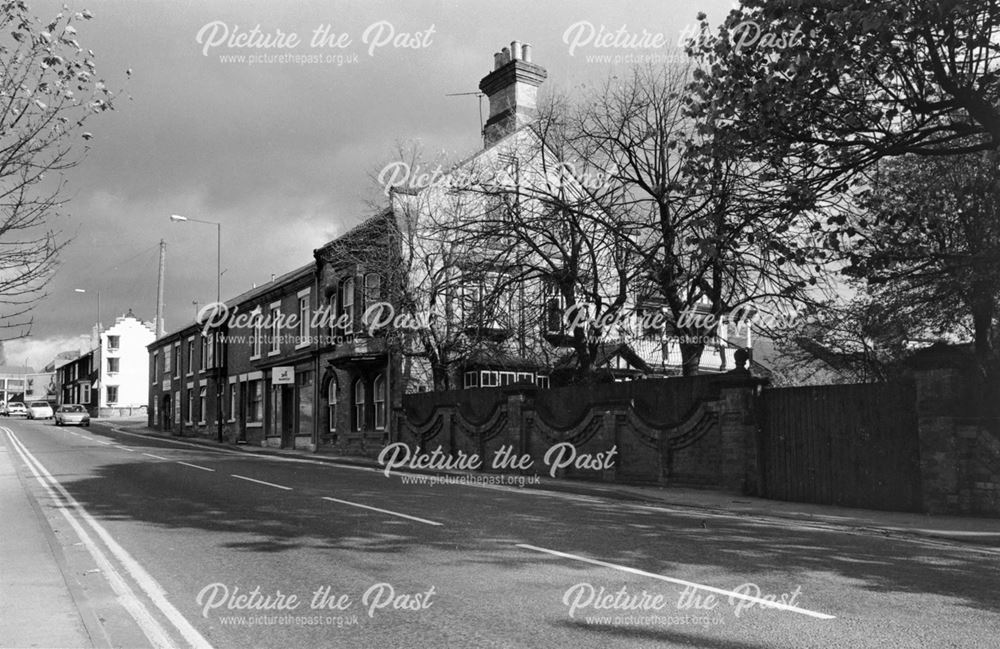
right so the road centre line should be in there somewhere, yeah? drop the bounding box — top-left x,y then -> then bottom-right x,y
3,427 -> 213,648
515,543 -> 836,620
176,461 -> 214,472
321,496 -> 443,526
231,474 -> 292,490
142,452 -> 169,460
94,439 -> 112,445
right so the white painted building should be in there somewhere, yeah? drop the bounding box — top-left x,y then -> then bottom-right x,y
97,311 -> 155,414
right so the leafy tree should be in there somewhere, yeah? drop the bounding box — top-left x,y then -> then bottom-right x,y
0,2 -> 117,336
846,151 -> 1000,374
686,0 -> 1000,182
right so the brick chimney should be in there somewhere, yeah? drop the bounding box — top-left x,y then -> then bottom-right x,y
478,41 -> 547,146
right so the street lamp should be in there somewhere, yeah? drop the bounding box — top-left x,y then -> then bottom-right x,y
74,288 -> 101,332
169,214 -> 221,303
170,214 -> 225,444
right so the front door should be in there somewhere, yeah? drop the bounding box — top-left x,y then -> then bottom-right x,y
162,394 -> 172,431
280,385 -> 295,448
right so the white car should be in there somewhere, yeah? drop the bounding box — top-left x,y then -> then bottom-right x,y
54,404 -> 91,427
2,402 -> 27,417
26,401 -> 54,419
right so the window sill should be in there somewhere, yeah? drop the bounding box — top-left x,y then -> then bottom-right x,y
267,350 -> 280,357
246,422 -> 263,428
295,342 -> 310,350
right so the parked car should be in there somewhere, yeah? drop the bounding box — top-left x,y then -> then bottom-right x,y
2,402 -> 27,417
26,401 -> 54,419
54,404 -> 91,427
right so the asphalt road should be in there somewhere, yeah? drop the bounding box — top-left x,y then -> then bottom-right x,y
3,416 -> 999,649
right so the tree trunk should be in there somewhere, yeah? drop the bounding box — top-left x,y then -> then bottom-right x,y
432,364 -> 450,391
970,280 -> 996,380
679,342 -> 705,377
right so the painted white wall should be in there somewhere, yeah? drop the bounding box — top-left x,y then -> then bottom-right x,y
98,314 -> 155,408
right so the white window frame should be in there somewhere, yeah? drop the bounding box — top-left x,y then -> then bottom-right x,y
464,371 -> 478,389
228,378 -> 237,422
198,385 -> 207,425
205,331 -> 215,369
248,380 -> 262,422
297,289 -> 310,348
341,277 -> 355,328
187,336 -> 195,376
268,302 -> 281,355
249,307 -> 263,359
353,379 -> 365,431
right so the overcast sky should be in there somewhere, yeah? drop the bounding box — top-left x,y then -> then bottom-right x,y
6,0 -> 733,368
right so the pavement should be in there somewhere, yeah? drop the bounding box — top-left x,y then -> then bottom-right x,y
0,433 -> 95,648
111,418 -> 1000,550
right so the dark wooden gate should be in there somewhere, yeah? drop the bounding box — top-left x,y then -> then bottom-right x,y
759,380 -> 924,512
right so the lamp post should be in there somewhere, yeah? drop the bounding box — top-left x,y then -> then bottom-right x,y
169,214 -> 224,443
169,214 -> 221,303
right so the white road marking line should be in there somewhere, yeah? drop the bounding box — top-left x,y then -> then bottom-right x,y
94,439 -> 112,445
515,543 -> 836,620
4,427 -> 214,648
177,461 -> 214,472
142,452 -> 169,460
231,474 -> 292,490
115,446 -> 136,452
321,496 -> 442,526
109,426 -> 377,471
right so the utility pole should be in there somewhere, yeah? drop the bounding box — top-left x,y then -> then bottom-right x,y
155,239 -> 166,337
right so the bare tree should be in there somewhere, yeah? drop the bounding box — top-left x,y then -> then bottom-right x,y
561,65 -> 832,375
0,3 -> 117,336
433,98 -> 641,383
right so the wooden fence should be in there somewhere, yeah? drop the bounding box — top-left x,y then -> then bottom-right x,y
757,380 -> 924,512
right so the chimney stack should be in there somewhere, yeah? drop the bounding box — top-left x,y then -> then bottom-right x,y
478,40 -> 547,146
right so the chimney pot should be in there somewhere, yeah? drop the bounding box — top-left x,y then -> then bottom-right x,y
501,46 -> 510,64
522,43 -> 532,62
493,51 -> 503,70
510,41 -> 521,60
